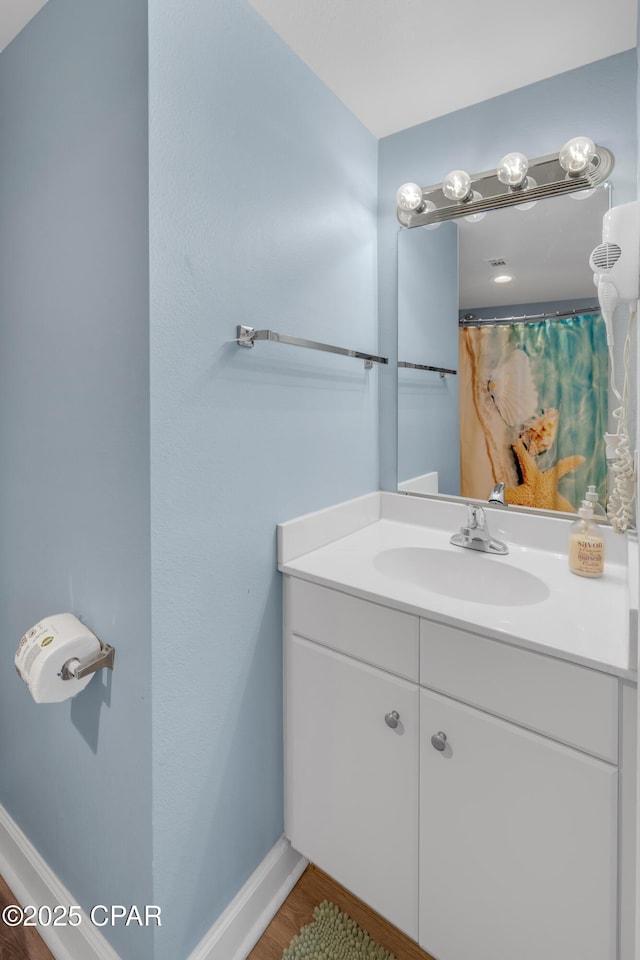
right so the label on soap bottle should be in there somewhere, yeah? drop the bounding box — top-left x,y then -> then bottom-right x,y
569,534 -> 604,578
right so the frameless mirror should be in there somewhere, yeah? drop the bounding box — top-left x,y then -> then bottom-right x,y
396,185 -> 627,516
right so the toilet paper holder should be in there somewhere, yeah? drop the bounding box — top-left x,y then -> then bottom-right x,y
61,641 -> 115,681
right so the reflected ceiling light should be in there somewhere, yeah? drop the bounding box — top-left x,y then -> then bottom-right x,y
497,152 -> 529,187
493,274 -> 513,283
396,182 -> 425,212
559,136 -> 596,175
443,170 -> 472,202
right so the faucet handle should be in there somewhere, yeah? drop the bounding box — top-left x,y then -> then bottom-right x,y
453,502 -> 509,555
466,504 -> 486,527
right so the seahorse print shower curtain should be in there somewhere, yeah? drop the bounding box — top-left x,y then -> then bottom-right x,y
459,312 -> 608,512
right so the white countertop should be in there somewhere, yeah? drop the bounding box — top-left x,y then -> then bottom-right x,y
278,492 -> 637,679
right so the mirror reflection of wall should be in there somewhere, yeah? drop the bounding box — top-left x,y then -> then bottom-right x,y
397,222 -> 458,495
396,185 -> 631,514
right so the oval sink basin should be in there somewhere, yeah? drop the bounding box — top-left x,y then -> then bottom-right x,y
373,547 -> 550,606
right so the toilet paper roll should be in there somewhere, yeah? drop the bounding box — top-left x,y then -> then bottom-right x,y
15,613 -> 102,703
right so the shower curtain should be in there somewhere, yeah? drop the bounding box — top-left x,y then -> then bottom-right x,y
459,311 -> 608,512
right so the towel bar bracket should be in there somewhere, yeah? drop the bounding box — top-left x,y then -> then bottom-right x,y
237,324 -> 259,347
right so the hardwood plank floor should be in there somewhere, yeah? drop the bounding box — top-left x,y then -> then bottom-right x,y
0,876 -> 56,960
247,863 -> 435,960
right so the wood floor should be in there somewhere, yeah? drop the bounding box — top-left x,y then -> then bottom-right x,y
0,863 -> 434,960
247,863 -> 435,960
0,876 -> 55,960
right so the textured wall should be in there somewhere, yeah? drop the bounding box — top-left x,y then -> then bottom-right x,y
0,0 -> 152,957
148,1 -> 378,956
379,51 -> 638,491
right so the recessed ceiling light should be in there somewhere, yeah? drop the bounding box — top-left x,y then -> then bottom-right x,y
493,274 -> 513,284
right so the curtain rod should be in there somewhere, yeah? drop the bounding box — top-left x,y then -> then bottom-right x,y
458,305 -> 600,327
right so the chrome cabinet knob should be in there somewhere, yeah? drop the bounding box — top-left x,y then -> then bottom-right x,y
431,731 -> 447,751
384,710 -> 400,729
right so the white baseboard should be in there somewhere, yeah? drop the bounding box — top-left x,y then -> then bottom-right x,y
187,836 -> 307,960
0,806 -> 306,960
0,803 -> 121,960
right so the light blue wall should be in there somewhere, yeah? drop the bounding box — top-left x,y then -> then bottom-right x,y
3,6 -> 635,959
0,0 -> 152,957
148,1 -> 378,956
379,51 -> 638,491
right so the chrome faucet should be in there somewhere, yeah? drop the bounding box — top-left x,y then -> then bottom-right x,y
488,482 -> 507,507
450,504 -> 509,555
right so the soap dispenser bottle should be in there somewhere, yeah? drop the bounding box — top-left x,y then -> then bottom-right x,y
585,484 -> 607,520
569,500 -> 604,578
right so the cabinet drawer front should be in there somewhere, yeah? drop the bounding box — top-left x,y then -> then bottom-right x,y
286,577 -> 419,680
420,619 -> 618,761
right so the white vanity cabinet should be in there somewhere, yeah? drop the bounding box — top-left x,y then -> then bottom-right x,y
420,688 -> 617,960
284,578 -> 420,939
418,617 -> 619,960
283,575 -> 630,960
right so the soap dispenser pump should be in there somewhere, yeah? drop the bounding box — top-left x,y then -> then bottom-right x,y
569,500 -> 604,578
585,484 -> 607,520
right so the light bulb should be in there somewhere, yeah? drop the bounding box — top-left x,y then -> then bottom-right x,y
559,136 -> 596,175
493,275 -> 513,284
443,170 -> 472,202
516,176 -> 537,211
464,190 -> 486,223
396,182 -> 424,212
497,152 -> 529,187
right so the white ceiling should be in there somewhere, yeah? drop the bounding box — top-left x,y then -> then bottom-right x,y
0,0 -> 48,54
2,3 -> 635,136
0,1 -> 625,310
458,190 -> 609,310
248,0 -> 637,138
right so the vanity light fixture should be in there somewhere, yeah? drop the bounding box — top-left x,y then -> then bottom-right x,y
497,152 -> 538,210
442,170 -> 486,223
515,179 -> 538,211
559,136 -> 596,176
396,182 -> 439,222
396,181 -> 425,212
443,171 -> 486,223
464,191 -> 487,223
396,137 -> 614,228
497,152 -> 529,187
560,136 -> 598,200
443,169 -> 472,202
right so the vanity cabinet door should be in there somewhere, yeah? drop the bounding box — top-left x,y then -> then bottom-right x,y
419,688 -> 617,960
285,634 -> 419,939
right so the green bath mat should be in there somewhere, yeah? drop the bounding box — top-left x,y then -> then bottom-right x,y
281,900 -> 397,960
